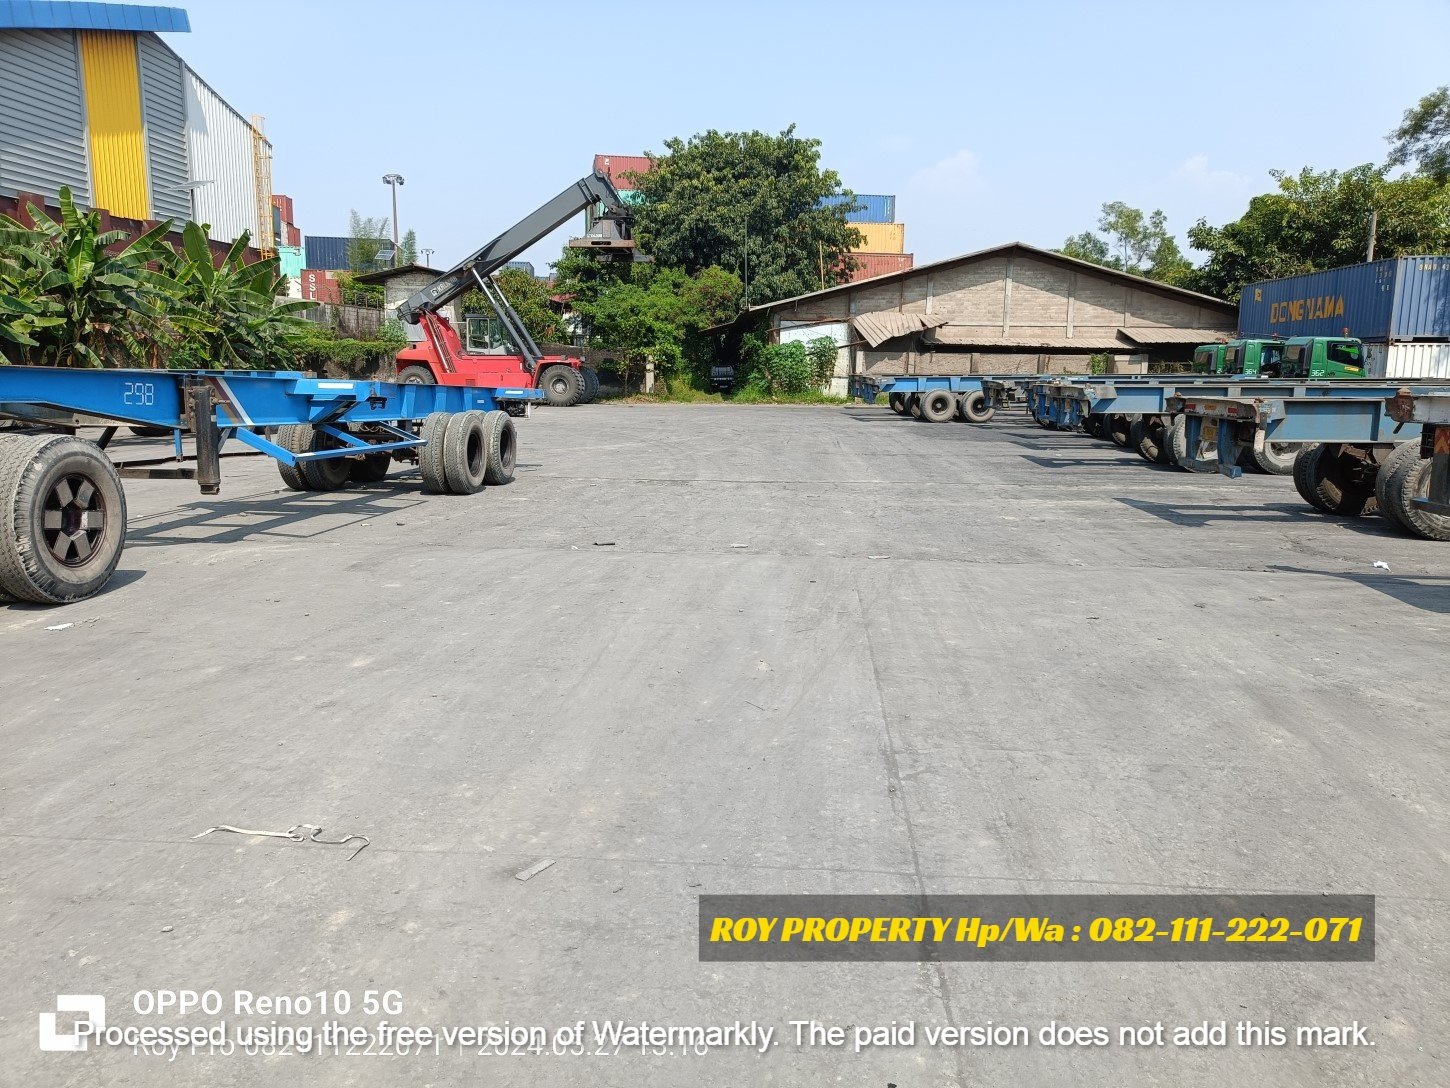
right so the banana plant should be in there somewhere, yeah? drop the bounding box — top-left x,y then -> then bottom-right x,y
0,187 -> 180,367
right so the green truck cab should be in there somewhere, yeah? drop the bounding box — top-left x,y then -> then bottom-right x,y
1276,336 -> 1365,379
1194,339 -> 1287,376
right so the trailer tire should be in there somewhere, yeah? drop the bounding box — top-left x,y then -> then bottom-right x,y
1130,418 -> 1171,465
275,424 -> 312,491
919,389 -> 956,423
1292,444 -> 1334,513
960,390 -> 995,423
1166,415 -> 1188,465
888,393 -> 907,416
128,425 -> 171,439
398,365 -> 436,386
1304,442 -> 1378,517
1082,413 -> 1102,439
541,365 -> 582,407
349,452 -> 391,483
442,410 -> 488,495
1382,445 -> 1450,540
0,433 -> 127,604
481,410 -> 517,485
419,412 -> 452,493
1374,442 -> 1421,532
298,429 -> 352,491
907,394 -> 922,419
1250,440 -> 1300,476
1107,414 -> 1132,447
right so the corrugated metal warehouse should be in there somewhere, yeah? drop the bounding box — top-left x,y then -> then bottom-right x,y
742,242 -> 1237,396
0,1 -> 271,249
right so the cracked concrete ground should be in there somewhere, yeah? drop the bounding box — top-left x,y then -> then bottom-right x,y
2,402 -> 1446,1086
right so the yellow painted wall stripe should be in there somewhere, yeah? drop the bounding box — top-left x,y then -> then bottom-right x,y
78,31 -> 150,219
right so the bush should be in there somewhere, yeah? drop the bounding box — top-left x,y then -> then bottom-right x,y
289,327 -> 401,377
745,336 -> 839,396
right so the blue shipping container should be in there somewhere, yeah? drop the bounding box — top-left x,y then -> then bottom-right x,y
819,193 -> 896,223
1237,256 -> 1450,341
304,235 -> 351,271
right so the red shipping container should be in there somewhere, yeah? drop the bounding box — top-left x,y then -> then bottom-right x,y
846,252 -> 915,283
299,268 -> 340,304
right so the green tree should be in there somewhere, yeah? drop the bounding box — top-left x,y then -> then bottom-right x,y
347,210 -> 389,271
458,267 -> 566,344
1388,85 -> 1450,182
629,127 -> 862,305
1185,165 -> 1450,301
1056,203 -> 1189,283
1057,230 -> 1114,266
399,228 -> 418,265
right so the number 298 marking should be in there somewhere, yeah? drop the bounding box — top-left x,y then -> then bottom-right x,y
123,381 -> 156,406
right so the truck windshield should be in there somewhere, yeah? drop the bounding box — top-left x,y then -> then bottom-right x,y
1224,347 -> 1241,369
1327,341 -> 1361,366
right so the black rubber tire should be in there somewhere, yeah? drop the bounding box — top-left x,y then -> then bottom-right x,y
1130,418 -> 1170,465
1375,442 -> 1421,532
299,429 -> 351,491
1305,443 -> 1379,517
418,412 -> 452,494
1382,445 -> 1450,540
349,452 -> 391,483
275,424 -> 312,491
1251,440 -> 1300,475
1166,415 -> 1188,465
888,393 -> 907,416
1107,414 -> 1132,447
442,410 -> 488,495
541,365 -> 583,407
579,366 -> 600,403
1236,445 -> 1266,474
398,365 -> 436,386
128,425 -> 172,439
908,394 -> 924,419
1292,445 -> 1335,513
960,390 -> 995,424
1083,413 -> 1104,439
481,410 -> 517,485
0,433 -> 127,604
919,389 -> 956,423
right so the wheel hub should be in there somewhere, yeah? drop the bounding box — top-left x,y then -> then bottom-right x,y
42,473 -> 105,566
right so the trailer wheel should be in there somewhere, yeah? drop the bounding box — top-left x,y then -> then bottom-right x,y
418,412 -> 452,494
919,389 -> 956,423
1130,418 -> 1171,465
1374,442 -> 1421,532
1083,413 -> 1104,439
1302,442 -> 1378,517
541,365 -> 582,407
579,366 -> 600,403
887,393 -> 907,416
299,430 -> 352,491
128,425 -> 171,439
442,410 -> 488,495
398,365 -> 436,385
275,425 -> 312,491
1381,445 -> 1450,540
907,394 -> 922,419
1166,415 -> 1188,465
960,390 -> 995,423
349,452 -> 391,483
0,433 -> 127,604
481,410 -> 517,485
1107,414 -> 1132,447
1250,440 -> 1299,476
1292,445 -> 1334,513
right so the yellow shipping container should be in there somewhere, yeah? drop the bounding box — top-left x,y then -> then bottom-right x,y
78,31 -> 150,219
851,221 -> 905,254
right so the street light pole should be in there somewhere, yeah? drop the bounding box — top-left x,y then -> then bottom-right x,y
382,173 -> 405,266
421,247 -> 434,266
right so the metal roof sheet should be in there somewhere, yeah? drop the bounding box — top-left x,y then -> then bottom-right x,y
851,310 -> 947,348
924,329 -> 1127,351
1119,327 -> 1232,346
0,2 -> 190,31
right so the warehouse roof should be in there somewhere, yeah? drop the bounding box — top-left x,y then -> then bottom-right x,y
741,241 -> 1234,318
352,264 -> 445,283
0,1 -> 190,31
1119,327 -> 1232,346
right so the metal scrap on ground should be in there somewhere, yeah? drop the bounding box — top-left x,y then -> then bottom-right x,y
194,823 -> 370,861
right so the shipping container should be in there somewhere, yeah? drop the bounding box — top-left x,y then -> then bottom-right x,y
304,234 -> 351,270
820,193 -> 896,223
848,252 -> 914,282
183,65 -> 261,245
1238,256 -> 1450,342
277,244 -> 304,280
0,29 -> 91,204
299,268 -> 340,304
77,30 -> 149,219
136,33 -> 190,223
1365,341 -> 1450,380
851,222 -> 905,254
593,154 -> 652,189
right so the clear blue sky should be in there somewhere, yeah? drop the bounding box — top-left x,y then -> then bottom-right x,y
172,0 -> 1450,275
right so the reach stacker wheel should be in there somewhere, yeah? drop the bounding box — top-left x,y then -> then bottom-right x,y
0,433 -> 127,604
541,365 -> 583,407
397,365 -> 436,385
579,367 -> 601,403
481,411 -> 517,485
919,389 -> 957,423
960,390 -> 995,424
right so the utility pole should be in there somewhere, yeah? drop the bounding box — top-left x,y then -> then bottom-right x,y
421,247 -> 434,266
1366,208 -> 1378,262
382,173 -> 405,266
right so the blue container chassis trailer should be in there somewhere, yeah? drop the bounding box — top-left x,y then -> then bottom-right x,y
0,366 -> 543,604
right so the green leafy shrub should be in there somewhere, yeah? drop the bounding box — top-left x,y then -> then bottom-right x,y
746,335 -> 839,396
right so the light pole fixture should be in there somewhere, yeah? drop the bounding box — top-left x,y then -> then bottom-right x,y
382,173 -> 404,266
421,247 -> 434,266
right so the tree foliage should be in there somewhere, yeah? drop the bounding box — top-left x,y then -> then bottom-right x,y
458,266 -> 566,344
746,336 -> 838,396
1183,165 -> 1450,302
1388,85 -> 1450,183
1056,202 -> 1190,284
347,210 -> 389,271
629,127 -> 863,305
399,228 -> 418,266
